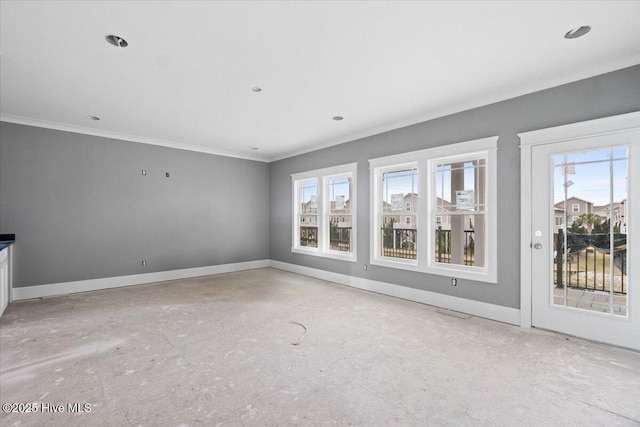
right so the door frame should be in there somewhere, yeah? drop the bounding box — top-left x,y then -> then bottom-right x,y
519,111 -> 640,330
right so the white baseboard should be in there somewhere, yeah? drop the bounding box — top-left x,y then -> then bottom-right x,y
270,260 -> 521,326
11,260 -> 270,301
10,259 -> 521,327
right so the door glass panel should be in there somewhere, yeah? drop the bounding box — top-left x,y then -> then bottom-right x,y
552,148 -> 628,316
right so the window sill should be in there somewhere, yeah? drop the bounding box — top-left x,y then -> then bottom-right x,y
426,263 -> 496,283
370,257 -> 420,272
292,247 -> 357,263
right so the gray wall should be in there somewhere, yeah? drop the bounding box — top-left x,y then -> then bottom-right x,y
2,65 -> 639,302
0,123 -> 270,288
269,65 -> 640,309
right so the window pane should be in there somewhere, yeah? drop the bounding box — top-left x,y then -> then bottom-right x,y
299,180 -> 318,248
436,159 -> 485,212
435,214 -> 484,267
552,148 -> 628,316
434,158 -> 486,267
381,168 -> 417,259
329,176 -> 352,252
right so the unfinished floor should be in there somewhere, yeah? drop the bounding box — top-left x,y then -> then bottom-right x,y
1,268 -> 639,427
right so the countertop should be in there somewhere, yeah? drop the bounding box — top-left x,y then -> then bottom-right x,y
0,234 -> 15,252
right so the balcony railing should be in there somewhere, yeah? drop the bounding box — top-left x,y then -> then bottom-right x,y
300,226 -> 352,252
554,230 -> 627,295
380,228 -> 476,264
435,229 -> 475,266
330,227 -> 352,252
300,226 -> 318,248
381,228 -> 417,259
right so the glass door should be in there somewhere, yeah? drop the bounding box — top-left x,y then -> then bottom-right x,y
530,133 -> 638,350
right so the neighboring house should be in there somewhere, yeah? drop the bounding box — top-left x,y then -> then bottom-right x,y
300,198 -> 318,226
435,197 -> 453,230
554,207 -> 565,233
402,193 -> 418,228
382,195 -> 459,230
555,198 -> 628,234
300,198 -> 353,227
594,201 -> 623,224
593,199 -> 628,233
383,193 -> 418,229
330,199 -> 352,228
554,197 -> 593,228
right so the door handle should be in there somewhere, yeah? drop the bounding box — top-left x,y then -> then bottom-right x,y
533,243 -> 542,250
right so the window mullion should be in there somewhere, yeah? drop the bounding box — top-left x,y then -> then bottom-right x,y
319,177 -> 327,253
417,159 -> 430,269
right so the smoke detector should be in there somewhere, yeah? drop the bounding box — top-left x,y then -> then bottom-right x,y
106,35 -> 128,48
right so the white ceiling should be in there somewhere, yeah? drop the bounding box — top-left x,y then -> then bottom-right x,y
1,1 -> 639,162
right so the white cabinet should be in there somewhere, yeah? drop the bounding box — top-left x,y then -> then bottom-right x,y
0,247 -> 9,318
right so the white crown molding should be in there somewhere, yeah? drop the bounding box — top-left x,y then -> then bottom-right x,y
368,135 -> 498,168
518,111 -> 640,146
0,114 -> 269,163
267,59 -> 640,163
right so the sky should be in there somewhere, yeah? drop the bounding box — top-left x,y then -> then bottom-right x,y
553,148 -> 628,206
382,169 -> 418,201
300,177 -> 351,204
301,148 -> 628,209
382,163 -> 478,204
379,150 -> 628,208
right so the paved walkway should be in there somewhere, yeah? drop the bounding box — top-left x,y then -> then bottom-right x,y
554,286 -> 627,316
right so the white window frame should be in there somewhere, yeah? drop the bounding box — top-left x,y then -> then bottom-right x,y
369,136 -> 498,282
426,150 -> 496,282
370,161 -> 421,271
572,203 -> 580,213
292,163 -> 357,262
518,111 -> 639,331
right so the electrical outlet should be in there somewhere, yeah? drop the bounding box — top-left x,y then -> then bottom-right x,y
141,169 -> 147,176
142,260 -> 146,266
451,278 -> 457,286
363,264 -> 368,270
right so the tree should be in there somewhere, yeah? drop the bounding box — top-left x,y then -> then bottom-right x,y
569,217 -> 587,234
592,218 -> 610,235
383,217 -> 396,248
329,217 -> 338,241
592,218 -> 623,234
578,213 -> 602,234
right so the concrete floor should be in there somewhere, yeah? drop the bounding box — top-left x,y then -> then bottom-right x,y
1,268 -> 639,427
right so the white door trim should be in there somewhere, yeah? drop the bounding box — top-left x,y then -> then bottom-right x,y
518,111 -> 640,330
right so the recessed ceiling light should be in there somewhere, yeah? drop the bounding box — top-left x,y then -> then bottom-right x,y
564,26 -> 591,39
86,115 -> 100,121
332,116 -> 344,121
251,87 -> 262,92
250,146 -> 259,150
106,34 -> 128,48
